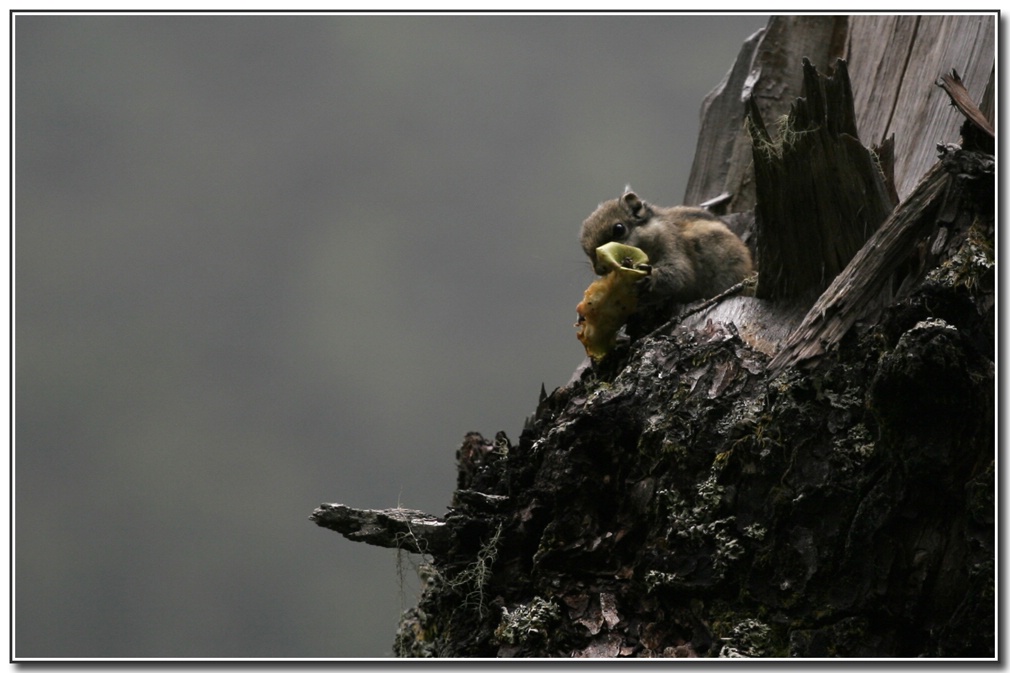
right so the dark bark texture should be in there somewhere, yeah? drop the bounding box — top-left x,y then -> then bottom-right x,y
312,15 -> 995,658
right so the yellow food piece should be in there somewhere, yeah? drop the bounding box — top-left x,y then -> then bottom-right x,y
575,242 -> 651,361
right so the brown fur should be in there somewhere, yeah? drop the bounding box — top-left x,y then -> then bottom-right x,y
580,189 -> 753,304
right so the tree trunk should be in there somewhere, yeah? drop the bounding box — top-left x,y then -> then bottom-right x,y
311,14 -> 995,658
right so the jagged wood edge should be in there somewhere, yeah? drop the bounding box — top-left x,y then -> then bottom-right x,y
936,68 -> 995,138
767,162 -> 950,371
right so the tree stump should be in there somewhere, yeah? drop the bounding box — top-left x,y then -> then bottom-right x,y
311,14 -> 995,658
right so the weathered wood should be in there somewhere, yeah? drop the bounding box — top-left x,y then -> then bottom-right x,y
845,14 -> 995,199
768,55 -> 995,371
979,64 -> 995,125
681,13 -> 995,361
937,68 -> 994,138
310,503 -> 450,556
767,161 -> 950,371
842,15 -> 919,159
872,134 -> 900,206
679,294 -> 809,357
748,58 -> 895,301
687,15 -> 995,210
683,27 -> 764,211
683,16 -> 848,212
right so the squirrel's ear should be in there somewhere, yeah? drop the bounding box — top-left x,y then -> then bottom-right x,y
621,189 -> 645,217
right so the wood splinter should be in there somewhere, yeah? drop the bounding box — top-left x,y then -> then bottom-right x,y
936,68 -> 995,139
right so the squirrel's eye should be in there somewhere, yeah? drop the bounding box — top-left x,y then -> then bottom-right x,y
611,222 -> 628,239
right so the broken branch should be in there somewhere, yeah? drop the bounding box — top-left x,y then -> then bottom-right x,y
310,503 -> 450,556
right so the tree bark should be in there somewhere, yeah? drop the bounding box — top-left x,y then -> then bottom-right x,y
312,14 -> 995,658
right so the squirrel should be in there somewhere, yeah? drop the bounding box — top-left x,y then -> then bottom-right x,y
579,189 -> 753,305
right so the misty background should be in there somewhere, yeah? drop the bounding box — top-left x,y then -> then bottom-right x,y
15,13 -> 769,658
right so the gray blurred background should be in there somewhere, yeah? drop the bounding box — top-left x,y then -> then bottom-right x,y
15,13 -> 768,658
